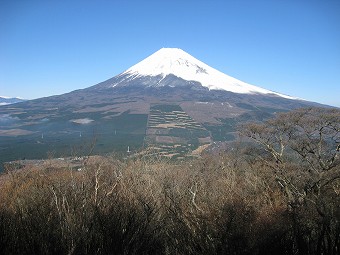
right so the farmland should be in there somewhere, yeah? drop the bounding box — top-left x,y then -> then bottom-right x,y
145,104 -> 211,158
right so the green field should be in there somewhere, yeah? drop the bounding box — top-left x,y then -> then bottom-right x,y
0,102 -> 261,171
0,109 -> 148,172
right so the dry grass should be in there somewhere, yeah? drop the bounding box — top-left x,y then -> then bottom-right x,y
1,106 -> 340,254
0,148 -> 338,255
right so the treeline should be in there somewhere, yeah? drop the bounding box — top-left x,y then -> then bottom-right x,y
0,107 -> 339,255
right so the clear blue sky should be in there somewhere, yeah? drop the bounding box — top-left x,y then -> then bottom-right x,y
1,0 -> 339,106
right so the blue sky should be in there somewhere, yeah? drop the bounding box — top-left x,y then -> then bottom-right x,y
1,0 -> 339,107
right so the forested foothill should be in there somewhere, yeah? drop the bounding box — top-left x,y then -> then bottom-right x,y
0,107 -> 339,255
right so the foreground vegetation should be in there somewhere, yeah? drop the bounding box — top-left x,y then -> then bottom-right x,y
0,107 -> 339,254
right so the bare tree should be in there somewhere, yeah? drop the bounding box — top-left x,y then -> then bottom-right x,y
241,107 -> 340,254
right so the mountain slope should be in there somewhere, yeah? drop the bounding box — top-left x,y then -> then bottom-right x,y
0,48 -> 330,170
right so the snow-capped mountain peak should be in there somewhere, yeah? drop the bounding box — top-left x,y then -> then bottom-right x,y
126,48 -> 210,79
123,48 -> 295,99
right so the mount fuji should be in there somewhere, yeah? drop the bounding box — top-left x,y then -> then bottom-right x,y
0,48 -> 326,168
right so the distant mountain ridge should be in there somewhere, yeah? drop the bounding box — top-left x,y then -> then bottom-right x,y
0,97 -> 26,106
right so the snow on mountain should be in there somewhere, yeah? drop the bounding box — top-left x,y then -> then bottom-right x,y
123,48 -> 295,99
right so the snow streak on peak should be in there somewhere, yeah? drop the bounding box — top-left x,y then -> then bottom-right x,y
123,48 -> 295,99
